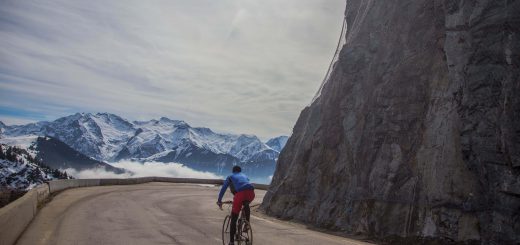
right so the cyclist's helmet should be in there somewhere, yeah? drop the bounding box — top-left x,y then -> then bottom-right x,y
232,165 -> 241,173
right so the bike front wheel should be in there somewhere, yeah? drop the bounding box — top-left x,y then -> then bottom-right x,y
222,215 -> 231,245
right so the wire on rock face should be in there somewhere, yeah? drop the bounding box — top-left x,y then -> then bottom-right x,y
310,0 -> 374,105
310,16 -> 347,105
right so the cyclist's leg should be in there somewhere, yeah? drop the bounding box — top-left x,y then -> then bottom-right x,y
232,191 -> 245,214
243,202 -> 250,222
230,213 -> 239,243
231,191 -> 245,242
244,189 -> 255,222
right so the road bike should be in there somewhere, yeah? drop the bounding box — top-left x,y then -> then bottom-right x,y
219,200 -> 253,245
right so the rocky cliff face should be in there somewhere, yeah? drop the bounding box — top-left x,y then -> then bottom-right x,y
261,1 -> 519,244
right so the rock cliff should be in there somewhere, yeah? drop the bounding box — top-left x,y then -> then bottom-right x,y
261,1 -> 519,244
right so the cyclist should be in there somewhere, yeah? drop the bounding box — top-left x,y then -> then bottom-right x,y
217,165 -> 255,244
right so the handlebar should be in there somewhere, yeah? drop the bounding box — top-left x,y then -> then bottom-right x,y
217,200 -> 233,210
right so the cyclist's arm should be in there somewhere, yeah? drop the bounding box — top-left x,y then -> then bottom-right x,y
217,177 -> 230,203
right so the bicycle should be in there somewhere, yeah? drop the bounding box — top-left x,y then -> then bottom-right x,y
219,200 -> 253,245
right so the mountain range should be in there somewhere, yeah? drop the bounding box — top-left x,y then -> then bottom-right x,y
0,113 -> 288,180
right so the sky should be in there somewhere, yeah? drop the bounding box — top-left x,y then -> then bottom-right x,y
0,0 -> 346,139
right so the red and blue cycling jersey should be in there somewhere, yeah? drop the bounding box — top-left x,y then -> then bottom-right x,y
217,172 -> 254,203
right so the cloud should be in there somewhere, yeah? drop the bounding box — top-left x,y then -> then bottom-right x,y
63,161 -> 222,179
0,0 -> 346,138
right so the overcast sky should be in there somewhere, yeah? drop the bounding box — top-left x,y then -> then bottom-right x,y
0,0 -> 345,139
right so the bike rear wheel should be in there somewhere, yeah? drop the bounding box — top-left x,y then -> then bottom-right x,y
237,219 -> 253,245
222,215 -> 231,245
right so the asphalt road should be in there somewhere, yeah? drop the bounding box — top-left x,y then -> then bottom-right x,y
17,182 -> 373,245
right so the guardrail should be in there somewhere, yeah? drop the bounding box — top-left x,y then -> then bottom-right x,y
0,177 -> 269,245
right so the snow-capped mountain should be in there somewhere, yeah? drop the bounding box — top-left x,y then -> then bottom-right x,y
0,113 -> 287,179
266,136 -> 289,152
119,117 -> 284,166
0,144 -> 70,191
0,135 -> 125,173
1,113 -> 283,162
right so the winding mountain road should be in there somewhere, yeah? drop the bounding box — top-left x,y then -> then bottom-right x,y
17,182 -> 372,245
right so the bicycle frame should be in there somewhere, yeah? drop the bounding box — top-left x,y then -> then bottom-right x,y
220,201 -> 253,245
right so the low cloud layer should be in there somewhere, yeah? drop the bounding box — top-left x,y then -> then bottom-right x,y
0,0 -> 345,138
64,161 -> 222,179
